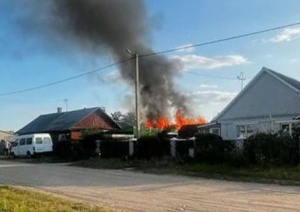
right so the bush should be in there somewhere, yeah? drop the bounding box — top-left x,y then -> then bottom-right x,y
194,133 -> 224,163
225,147 -> 249,167
53,140 -> 83,161
137,135 -> 162,159
79,137 -> 97,159
243,132 -> 299,165
174,139 -> 195,160
100,141 -> 130,158
277,133 -> 299,165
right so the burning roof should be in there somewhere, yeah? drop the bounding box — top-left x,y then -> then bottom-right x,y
145,109 -> 206,130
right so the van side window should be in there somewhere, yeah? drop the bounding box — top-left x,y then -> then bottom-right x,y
35,137 -> 43,144
20,138 -> 26,146
43,137 -> 51,144
26,138 -> 33,145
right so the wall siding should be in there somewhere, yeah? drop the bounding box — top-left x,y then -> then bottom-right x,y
219,72 -> 300,121
0,131 -> 14,141
217,72 -> 300,140
72,112 -> 116,130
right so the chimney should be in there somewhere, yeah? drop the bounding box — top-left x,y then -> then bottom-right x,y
100,107 -> 106,112
57,107 -> 62,113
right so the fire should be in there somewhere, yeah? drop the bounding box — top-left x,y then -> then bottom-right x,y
145,109 -> 206,130
145,116 -> 170,129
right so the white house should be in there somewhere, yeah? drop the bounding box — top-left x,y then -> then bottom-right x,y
204,67 -> 300,140
0,130 -> 14,154
0,130 -> 14,142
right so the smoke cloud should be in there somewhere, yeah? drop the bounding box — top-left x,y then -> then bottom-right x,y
12,0 -> 191,121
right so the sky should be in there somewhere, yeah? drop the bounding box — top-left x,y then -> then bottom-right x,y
1,0 -> 300,131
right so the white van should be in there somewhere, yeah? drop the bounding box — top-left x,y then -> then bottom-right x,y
11,133 -> 53,157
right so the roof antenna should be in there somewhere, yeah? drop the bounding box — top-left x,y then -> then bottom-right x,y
237,72 -> 246,91
64,98 -> 68,112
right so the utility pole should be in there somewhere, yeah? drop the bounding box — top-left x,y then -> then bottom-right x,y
135,53 -> 140,138
127,49 -> 140,138
237,72 -> 246,91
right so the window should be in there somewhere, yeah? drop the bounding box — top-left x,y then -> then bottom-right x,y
280,123 -> 293,136
247,125 -> 254,136
35,137 -> 43,144
12,141 -> 18,147
237,125 -> 255,138
281,124 -> 289,131
58,134 -> 67,141
26,138 -> 33,145
20,138 -> 26,146
210,128 -> 220,135
43,137 -> 51,144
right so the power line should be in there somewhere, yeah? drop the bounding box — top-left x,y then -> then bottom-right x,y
0,58 -> 131,97
1,21 -> 300,96
141,21 -> 300,57
185,71 -> 238,80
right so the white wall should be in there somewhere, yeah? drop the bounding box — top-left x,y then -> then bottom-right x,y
217,71 -> 300,140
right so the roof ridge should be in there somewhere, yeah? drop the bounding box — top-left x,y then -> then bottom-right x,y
45,107 -> 100,116
213,67 -> 266,121
264,68 -> 300,92
214,67 -> 300,122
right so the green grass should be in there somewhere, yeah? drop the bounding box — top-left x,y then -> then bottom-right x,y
176,163 -> 300,185
72,157 -> 300,185
0,186 -> 115,212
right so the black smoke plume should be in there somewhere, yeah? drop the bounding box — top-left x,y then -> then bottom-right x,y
13,0 -> 191,121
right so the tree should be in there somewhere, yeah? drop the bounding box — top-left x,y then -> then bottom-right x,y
110,111 -> 124,121
123,111 -> 135,126
111,111 -> 135,126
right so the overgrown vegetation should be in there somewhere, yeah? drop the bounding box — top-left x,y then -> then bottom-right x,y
52,130 -> 300,165
244,132 -> 299,165
137,135 -> 163,159
72,157 -> 300,185
194,133 -> 225,163
0,186 -> 115,212
47,128 -> 300,185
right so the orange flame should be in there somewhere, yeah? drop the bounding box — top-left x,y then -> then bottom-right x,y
145,109 -> 206,130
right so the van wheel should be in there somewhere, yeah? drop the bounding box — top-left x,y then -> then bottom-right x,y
27,151 -> 32,158
10,152 -> 15,159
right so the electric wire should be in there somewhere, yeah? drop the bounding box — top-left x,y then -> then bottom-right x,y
185,71 -> 238,80
2,21 -> 300,96
0,58 -> 131,97
141,21 -> 300,57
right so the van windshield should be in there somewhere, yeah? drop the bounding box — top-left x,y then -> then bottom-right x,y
35,137 -> 43,144
44,137 -> 51,144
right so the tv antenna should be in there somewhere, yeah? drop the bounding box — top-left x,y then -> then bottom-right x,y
237,72 -> 246,90
64,98 -> 69,111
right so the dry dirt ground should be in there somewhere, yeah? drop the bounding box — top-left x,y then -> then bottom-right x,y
1,159 -> 300,212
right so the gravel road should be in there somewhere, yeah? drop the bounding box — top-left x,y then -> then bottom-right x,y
1,159 -> 300,212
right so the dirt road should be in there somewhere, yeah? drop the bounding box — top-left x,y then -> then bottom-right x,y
1,160 -> 300,212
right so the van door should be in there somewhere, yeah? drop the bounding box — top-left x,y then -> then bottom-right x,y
19,138 -> 27,156
43,137 -> 53,152
11,139 -> 20,156
34,137 -> 44,153
25,137 -> 33,155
